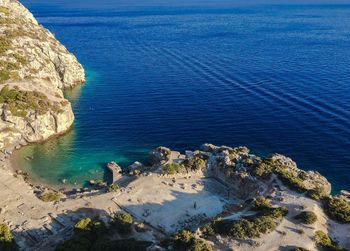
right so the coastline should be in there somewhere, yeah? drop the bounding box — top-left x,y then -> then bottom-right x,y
1,142 -> 350,250
1,1 -> 350,250
7,125 -> 82,191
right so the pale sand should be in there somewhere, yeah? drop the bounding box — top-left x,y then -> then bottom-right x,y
0,153 -> 229,250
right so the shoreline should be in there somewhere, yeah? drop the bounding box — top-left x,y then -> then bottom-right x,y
1,143 -> 350,250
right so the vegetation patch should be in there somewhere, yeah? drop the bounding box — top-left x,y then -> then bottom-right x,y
56,217 -> 150,251
323,197 -> 350,223
295,211 -> 317,225
251,196 -> 272,211
252,158 -> 274,178
210,204 -> 288,239
162,163 -> 183,175
182,157 -> 206,172
162,158 -> 206,174
306,187 -> 327,201
314,230 -> 346,251
38,191 -> 61,202
56,217 -> 106,251
0,224 -> 18,251
112,212 -> 133,235
107,184 -> 119,192
294,211 -> 317,225
172,230 -> 214,251
0,36 -> 11,54
0,7 -> 10,16
0,85 -> 63,117
275,168 -> 306,193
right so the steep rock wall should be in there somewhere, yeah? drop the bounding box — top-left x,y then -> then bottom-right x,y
0,0 -> 85,149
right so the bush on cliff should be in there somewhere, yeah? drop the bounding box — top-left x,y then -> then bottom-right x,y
172,230 -> 214,251
162,163 -> 183,175
182,157 -> 206,172
323,197 -> 350,223
112,212 -> 133,234
314,231 -> 346,251
0,85 -> 62,117
294,211 -> 317,225
0,224 -> 18,251
306,186 -> 327,201
275,169 -> 307,193
252,159 -> 274,178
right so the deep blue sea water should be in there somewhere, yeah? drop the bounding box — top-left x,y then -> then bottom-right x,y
16,0 -> 350,191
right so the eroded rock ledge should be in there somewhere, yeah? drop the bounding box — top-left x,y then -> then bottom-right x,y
0,0 -> 85,149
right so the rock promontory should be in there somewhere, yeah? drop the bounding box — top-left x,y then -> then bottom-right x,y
0,0 -> 85,149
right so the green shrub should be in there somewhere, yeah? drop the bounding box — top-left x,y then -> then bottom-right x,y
294,211 -> 317,225
39,191 -> 61,202
0,70 -> 10,81
275,169 -> 306,193
200,224 -> 215,236
260,206 -> 289,219
56,218 -> 107,251
314,231 -> 346,251
182,157 -> 206,172
0,224 -> 18,251
112,212 -> 133,234
212,206 -> 287,239
251,197 -> 272,211
307,187 -> 327,201
74,218 -> 92,232
323,197 -> 350,223
107,184 -> 119,192
162,163 -> 183,175
173,230 -> 214,251
0,85 -> 61,117
252,159 -> 274,178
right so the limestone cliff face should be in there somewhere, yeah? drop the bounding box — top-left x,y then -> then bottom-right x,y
0,0 -> 85,150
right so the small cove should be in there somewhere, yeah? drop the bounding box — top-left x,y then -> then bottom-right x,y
15,0 -> 350,191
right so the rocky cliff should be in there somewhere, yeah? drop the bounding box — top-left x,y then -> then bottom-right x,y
0,0 -> 85,149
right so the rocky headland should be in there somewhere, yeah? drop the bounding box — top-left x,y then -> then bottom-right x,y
0,1 -> 349,251
0,0 -> 85,150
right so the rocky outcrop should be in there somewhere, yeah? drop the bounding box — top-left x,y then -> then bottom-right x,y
269,154 -> 332,195
0,0 -> 85,150
148,146 -> 172,166
127,161 -> 144,175
153,144 -> 331,200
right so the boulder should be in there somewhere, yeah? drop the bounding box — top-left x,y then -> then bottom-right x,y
149,147 -> 171,166
128,161 -> 144,175
107,161 -> 122,173
200,143 -> 218,153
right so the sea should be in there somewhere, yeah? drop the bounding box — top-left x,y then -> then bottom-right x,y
16,0 -> 350,191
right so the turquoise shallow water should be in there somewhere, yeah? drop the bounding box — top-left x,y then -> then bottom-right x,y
15,0 -> 350,191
